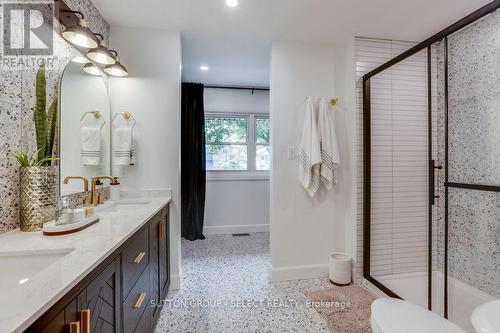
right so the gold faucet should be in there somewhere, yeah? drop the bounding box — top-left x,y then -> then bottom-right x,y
64,176 -> 89,191
64,176 -> 91,205
91,176 -> 118,206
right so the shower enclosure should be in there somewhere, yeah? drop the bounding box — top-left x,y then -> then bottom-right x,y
363,2 -> 500,332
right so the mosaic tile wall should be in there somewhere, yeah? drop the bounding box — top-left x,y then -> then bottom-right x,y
355,12 -> 499,297
0,0 -> 109,233
436,9 -> 500,297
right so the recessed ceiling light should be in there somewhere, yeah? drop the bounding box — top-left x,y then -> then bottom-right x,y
200,65 -> 209,71
19,278 -> 29,284
225,0 -> 238,8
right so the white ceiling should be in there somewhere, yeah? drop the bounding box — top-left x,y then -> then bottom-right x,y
93,0 -> 491,86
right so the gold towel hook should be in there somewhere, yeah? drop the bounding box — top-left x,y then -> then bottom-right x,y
304,96 -> 339,106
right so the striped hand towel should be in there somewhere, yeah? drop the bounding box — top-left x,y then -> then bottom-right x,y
299,97 -> 322,197
318,97 -> 340,189
113,127 -> 134,165
81,126 -> 101,166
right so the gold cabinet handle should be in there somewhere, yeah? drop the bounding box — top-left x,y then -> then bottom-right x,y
69,321 -> 80,333
159,220 -> 166,239
81,308 -> 90,333
133,292 -> 146,308
133,251 -> 145,264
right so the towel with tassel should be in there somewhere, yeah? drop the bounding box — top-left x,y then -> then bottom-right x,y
318,97 -> 340,188
299,97 -> 322,197
81,126 -> 101,165
113,127 -> 134,165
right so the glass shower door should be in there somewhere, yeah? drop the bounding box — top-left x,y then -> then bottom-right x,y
367,46 -> 431,308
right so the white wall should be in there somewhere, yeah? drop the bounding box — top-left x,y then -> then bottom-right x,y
203,88 -> 270,234
334,41 -> 358,282
204,88 -> 269,114
270,41 -> 356,281
108,26 -> 182,289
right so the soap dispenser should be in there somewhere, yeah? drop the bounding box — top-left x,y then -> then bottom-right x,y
56,197 -> 74,226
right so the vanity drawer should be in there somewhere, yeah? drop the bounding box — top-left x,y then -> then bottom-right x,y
123,265 -> 150,333
122,227 -> 149,300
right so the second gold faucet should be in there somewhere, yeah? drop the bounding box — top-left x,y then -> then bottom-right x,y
91,176 -> 119,206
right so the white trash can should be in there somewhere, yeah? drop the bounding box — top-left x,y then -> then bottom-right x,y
329,252 -> 352,286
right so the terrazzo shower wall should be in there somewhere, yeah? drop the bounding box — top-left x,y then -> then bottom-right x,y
0,0 -> 109,233
441,9 -> 500,297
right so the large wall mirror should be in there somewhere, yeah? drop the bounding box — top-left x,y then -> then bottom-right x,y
59,61 -> 111,196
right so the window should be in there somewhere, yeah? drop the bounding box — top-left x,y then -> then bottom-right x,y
205,114 -> 270,174
255,117 -> 270,171
205,116 -> 248,171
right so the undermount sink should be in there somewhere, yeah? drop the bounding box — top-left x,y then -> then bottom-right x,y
93,199 -> 151,213
116,199 -> 151,205
0,249 -> 74,291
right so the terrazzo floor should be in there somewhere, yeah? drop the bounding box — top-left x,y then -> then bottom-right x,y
154,233 -> 334,332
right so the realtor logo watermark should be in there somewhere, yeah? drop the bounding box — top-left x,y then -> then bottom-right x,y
1,0 -> 55,69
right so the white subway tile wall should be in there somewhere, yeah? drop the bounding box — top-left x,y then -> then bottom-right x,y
355,38 -> 432,279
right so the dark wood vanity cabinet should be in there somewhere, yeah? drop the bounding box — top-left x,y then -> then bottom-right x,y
150,211 -> 170,323
81,259 -> 121,333
25,258 -> 120,333
25,204 -> 170,333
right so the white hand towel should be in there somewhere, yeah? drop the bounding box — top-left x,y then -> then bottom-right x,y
299,97 -> 322,197
318,98 -> 340,189
81,126 -> 101,166
130,140 -> 136,165
113,127 -> 133,165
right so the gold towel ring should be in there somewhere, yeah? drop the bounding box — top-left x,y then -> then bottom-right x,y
112,112 -> 136,128
80,111 -> 105,129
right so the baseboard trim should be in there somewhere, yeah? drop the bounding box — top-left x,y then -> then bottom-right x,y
169,274 -> 181,290
203,224 -> 269,235
271,263 -> 329,281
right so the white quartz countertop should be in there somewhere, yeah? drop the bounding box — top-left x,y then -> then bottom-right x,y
0,193 -> 171,333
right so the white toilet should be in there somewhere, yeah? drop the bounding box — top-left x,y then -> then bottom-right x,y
371,298 -> 500,333
471,300 -> 500,333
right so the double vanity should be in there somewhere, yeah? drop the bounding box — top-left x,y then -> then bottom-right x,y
0,194 -> 171,333
0,6 -> 175,331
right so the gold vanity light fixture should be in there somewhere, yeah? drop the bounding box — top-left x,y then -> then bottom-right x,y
83,63 -> 101,76
104,51 -> 129,77
86,35 -> 116,65
61,11 -> 99,49
71,56 -> 91,64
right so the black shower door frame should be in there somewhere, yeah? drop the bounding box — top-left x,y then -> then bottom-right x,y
362,0 -> 500,316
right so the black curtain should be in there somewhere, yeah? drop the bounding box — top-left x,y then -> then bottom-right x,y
181,83 -> 206,241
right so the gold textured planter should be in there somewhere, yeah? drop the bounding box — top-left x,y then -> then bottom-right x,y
19,166 -> 58,231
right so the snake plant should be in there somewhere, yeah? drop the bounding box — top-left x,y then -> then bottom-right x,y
14,65 -> 59,167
